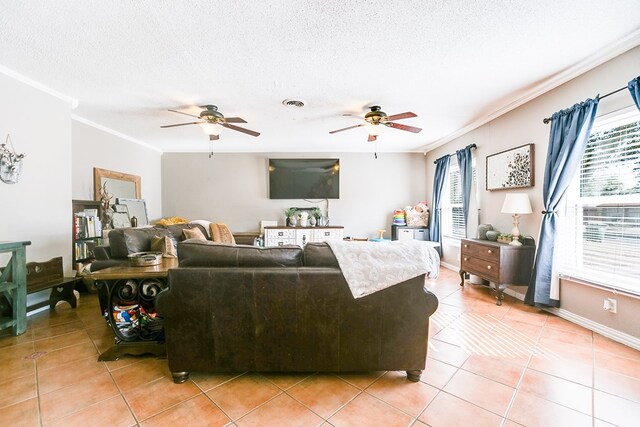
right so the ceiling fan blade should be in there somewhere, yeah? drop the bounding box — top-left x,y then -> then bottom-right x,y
384,112 -> 417,121
222,123 -> 261,137
386,122 -> 422,133
160,121 -> 202,128
168,109 -> 201,119
209,134 -> 219,141
329,123 -> 365,134
224,117 -> 248,123
368,134 -> 377,142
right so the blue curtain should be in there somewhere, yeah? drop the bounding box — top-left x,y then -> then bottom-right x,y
429,155 -> 450,255
629,76 -> 640,111
525,97 -> 599,307
456,144 -> 474,236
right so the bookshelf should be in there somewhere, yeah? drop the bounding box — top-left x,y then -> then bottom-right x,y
72,199 -> 103,269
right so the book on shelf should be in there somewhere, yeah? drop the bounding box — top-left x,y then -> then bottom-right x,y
74,212 -> 102,239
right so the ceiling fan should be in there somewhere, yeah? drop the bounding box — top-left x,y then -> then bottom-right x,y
329,106 -> 422,142
161,105 -> 260,140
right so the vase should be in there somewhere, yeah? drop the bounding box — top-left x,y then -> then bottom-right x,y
477,224 -> 493,240
486,230 -> 499,241
289,216 -> 297,227
309,216 -> 316,227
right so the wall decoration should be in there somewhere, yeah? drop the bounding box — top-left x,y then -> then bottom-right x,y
0,134 -> 25,184
486,144 -> 535,190
94,168 -> 141,202
117,198 -> 148,227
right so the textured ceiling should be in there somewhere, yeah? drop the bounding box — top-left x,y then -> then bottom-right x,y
0,1 -> 639,153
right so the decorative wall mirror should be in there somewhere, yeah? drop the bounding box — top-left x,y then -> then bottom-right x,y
93,168 -> 141,201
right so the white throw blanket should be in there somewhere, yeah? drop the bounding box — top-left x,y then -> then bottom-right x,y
326,240 -> 440,299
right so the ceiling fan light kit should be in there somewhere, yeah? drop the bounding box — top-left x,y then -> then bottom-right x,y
329,105 -> 422,143
161,104 -> 260,140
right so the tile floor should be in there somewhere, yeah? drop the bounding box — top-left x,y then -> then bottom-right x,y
1,267 -> 639,426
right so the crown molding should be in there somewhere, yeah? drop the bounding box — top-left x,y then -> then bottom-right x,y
0,64 -> 79,109
72,115 -> 163,153
421,29 -> 640,153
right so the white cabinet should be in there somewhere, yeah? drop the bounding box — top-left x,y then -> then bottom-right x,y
264,227 -> 344,247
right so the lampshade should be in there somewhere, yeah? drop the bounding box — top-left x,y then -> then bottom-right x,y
367,123 -> 383,136
501,193 -> 532,214
200,122 -> 224,136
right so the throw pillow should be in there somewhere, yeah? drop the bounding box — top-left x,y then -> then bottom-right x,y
156,216 -> 188,226
183,227 -> 207,241
150,236 -> 177,258
209,223 -> 236,245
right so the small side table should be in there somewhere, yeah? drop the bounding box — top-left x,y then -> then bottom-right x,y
0,241 -> 31,335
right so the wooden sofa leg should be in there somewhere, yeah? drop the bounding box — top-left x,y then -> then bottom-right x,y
171,372 -> 190,384
406,370 -> 422,382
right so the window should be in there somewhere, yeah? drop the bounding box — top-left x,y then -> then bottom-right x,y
443,158 -> 476,239
559,107 -> 640,293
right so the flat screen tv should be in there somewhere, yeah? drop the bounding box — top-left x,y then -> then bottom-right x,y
269,158 -> 340,199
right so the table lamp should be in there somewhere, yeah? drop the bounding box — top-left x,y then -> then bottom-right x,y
501,193 -> 532,246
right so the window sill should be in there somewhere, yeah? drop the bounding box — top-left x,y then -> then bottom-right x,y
559,273 -> 640,300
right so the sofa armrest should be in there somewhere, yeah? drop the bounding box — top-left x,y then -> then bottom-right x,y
94,245 -> 113,260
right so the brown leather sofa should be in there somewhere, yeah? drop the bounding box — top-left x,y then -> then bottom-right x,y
156,241 -> 439,384
92,223 -> 257,271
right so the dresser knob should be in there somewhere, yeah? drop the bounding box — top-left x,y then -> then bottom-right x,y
463,257 -> 468,261
464,244 -> 468,248
488,250 -> 493,254
487,265 -> 492,270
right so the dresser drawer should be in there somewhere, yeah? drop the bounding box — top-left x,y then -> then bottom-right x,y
461,256 -> 500,282
265,238 -> 296,247
312,228 -> 343,241
265,229 -> 295,239
461,241 -> 500,263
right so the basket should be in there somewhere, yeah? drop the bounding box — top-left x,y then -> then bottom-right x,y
405,210 -> 429,227
128,252 -> 163,267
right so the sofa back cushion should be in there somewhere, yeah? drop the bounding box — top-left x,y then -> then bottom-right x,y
109,228 -> 172,258
303,242 -> 339,268
163,223 -> 208,242
178,239 -> 303,267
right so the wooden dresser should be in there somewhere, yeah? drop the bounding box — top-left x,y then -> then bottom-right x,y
459,239 -> 535,305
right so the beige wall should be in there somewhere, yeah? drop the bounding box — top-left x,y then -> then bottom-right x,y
162,152 -> 426,239
425,46 -> 640,338
71,120 -> 163,221
0,72 -> 73,272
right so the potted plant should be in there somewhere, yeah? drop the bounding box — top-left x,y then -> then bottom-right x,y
284,208 -> 297,226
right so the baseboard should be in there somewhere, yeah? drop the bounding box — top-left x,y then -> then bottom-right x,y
504,288 -> 527,301
440,261 -> 458,271
545,307 -> 640,351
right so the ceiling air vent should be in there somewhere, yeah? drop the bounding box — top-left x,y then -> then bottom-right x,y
282,99 -> 305,108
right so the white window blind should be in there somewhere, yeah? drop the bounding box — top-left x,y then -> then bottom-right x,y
443,158 -> 476,239
558,107 -> 640,293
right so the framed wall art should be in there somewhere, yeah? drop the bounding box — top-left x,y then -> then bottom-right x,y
486,143 -> 535,191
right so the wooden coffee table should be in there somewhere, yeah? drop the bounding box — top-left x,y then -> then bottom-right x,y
88,258 -> 177,361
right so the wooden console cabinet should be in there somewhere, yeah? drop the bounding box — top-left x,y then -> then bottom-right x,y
459,238 -> 535,305
264,226 -> 344,247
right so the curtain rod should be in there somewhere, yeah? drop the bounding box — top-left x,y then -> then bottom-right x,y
542,86 -> 627,124
433,143 -> 477,164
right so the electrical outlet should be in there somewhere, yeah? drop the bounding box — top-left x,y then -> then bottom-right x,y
603,298 -> 617,313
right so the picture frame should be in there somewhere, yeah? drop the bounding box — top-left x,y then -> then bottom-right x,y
94,168 -> 141,202
112,211 -> 131,229
117,198 -> 149,227
486,143 -> 535,191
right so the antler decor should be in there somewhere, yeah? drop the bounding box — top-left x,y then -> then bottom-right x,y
0,134 -> 25,184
